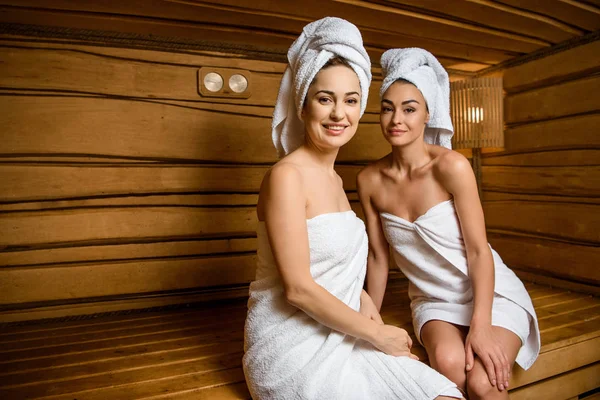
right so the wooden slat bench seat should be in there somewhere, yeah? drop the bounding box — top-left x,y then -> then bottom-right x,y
0,278 -> 598,400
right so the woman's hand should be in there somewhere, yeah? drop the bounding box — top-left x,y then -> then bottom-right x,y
372,324 -> 419,360
359,290 -> 384,325
465,325 -> 510,391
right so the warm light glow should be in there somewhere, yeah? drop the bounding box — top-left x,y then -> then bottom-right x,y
450,76 -> 503,149
468,107 -> 484,123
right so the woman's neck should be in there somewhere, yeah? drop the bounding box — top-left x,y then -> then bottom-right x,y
302,140 -> 339,171
390,139 -> 430,175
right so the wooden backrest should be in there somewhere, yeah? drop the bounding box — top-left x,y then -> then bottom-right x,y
482,39 -> 600,287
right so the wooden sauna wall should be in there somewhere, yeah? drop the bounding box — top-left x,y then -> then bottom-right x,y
0,36 -> 393,322
481,39 -> 600,290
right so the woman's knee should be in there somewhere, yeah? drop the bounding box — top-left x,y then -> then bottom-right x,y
431,344 -> 466,374
466,367 -> 503,399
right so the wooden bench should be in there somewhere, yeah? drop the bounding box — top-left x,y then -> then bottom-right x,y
1,276 -> 598,399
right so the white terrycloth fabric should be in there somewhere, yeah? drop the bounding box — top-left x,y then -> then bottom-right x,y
272,17 -> 372,158
243,211 -> 462,399
380,48 -> 454,149
380,200 -> 540,370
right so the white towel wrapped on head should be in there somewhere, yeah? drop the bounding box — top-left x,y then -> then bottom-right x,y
272,17 -> 372,158
380,48 -> 454,149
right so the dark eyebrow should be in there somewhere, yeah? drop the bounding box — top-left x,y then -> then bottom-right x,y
315,90 -> 360,97
381,99 -> 420,105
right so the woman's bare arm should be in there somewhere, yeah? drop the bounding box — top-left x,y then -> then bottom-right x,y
357,167 -> 390,311
263,163 -> 414,357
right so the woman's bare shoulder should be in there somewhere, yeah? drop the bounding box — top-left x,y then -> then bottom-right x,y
357,154 -> 390,190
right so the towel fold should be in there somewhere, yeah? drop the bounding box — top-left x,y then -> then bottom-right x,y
380,200 -> 540,370
272,17 -> 372,158
380,48 -> 454,149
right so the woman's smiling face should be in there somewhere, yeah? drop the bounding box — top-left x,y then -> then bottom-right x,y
380,80 -> 430,147
302,64 -> 362,152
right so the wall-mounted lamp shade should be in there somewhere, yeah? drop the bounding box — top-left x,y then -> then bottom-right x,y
450,76 -> 503,149
229,74 -> 248,93
203,72 -> 224,92
198,68 -> 252,99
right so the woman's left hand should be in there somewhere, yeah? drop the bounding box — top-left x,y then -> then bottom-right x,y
465,325 -> 510,391
359,290 -> 384,325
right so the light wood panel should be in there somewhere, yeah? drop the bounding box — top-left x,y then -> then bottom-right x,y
481,166 -> 600,197
505,75 -> 600,124
503,40 -> 600,93
488,233 -> 600,285
0,238 -> 257,267
494,0 -> 600,31
483,201 -> 599,244
0,97 -> 385,163
1,279 -> 599,399
0,254 -> 257,304
0,164 -> 363,203
482,149 -> 600,166
0,207 -> 257,247
502,113 -> 600,152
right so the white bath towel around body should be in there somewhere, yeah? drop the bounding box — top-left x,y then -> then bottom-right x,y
243,211 -> 462,399
380,199 -> 540,370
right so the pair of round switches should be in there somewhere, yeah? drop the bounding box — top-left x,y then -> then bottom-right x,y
198,68 -> 252,99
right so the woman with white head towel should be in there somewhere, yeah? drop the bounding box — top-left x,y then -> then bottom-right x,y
243,19 -> 463,400
357,48 -> 540,400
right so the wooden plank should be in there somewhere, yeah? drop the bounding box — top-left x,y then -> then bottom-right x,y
0,207 -> 257,247
0,238 -> 257,267
0,45 -> 282,106
0,338 -> 243,385
381,0 -> 579,43
0,350 -> 244,399
481,165 -> 600,197
0,254 -> 257,304
502,114 -> 600,152
487,233 -> 600,284
513,269 -> 600,296
483,191 -> 600,205
493,0 -> 600,31
484,201 -> 600,244
0,97 -> 385,163
0,194 -> 261,212
505,76 -> 600,124
50,375 -> 250,400
0,318 -> 244,362
503,40 -> 600,93
0,0 -> 547,54
482,149 -> 600,167
509,362 -> 600,400
0,37 -> 288,74
540,319 -> 600,352
488,232 -> 600,285
0,164 -> 362,203
0,287 -> 248,323
504,76 -> 600,124
510,336 -> 600,389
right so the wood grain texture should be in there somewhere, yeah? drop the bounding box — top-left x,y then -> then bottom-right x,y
487,233 -> 600,284
502,113 -> 600,152
0,279 -> 599,399
0,164 -> 363,203
493,0 -> 600,31
503,39 -> 600,93
0,97 -> 385,163
482,149 -> 600,167
0,207 -> 257,247
481,165 -> 600,197
484,201 -> 599,244
505,75 -> 600,124
0,254 -> 257,304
